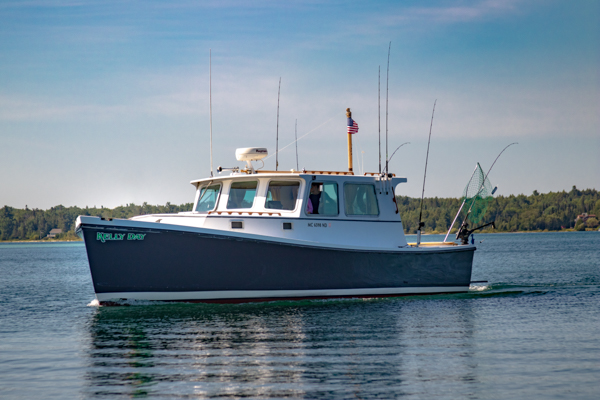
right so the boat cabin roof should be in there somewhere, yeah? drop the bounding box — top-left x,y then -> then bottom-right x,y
190,171 -> 407,187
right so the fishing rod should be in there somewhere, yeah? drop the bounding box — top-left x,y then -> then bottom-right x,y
443,164 -> 479,242
384,142 -> 410,174
455,142 -> 518,241
416,100 -> 436,247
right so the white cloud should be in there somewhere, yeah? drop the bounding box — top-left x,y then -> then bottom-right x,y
1,57 -> 596,143
378,0 -> 524,26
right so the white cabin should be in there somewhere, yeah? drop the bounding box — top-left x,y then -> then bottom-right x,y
131,171 -> 409,250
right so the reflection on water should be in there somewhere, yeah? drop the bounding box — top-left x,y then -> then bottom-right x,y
84,298 -> 477,398
2,233 -> 597,399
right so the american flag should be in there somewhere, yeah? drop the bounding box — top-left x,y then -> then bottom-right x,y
347,117 -> 358,134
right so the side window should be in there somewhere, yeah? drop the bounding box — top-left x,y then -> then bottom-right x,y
266,181 -> 300,210
227,181 -> 258,209
306,182 -> 338,216
195,184 -> 221,212
344,184 -> 379,216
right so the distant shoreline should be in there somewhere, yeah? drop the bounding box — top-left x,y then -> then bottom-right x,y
2,189 -> 598,240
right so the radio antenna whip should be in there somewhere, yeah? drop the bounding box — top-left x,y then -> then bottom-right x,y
276,77 -> 281,171
378,65 -> 381,175
209,49 -> 213,177
417,100 -> 436,247
385,42 -> 391,175
295,119 -> 299,171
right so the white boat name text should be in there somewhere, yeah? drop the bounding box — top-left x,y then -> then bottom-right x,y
97,233 -> 146,242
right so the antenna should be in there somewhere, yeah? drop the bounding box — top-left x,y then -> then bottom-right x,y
276,77 -> 281,171
361,150 -> 365,175
378,65 -> 381,175
385,42 -> 390,175
295,119 -> 299,171
209,49 -> 213,177
417,100 -> 437,247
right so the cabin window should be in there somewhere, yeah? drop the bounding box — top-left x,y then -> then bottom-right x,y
227,181 -> 258,209
306,182 -> 338,216
195,184 -> 221,212
265,181 -> 300,210
344,183 -> 379,216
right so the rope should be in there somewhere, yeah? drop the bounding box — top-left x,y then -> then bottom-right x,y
264,111 -> 345,161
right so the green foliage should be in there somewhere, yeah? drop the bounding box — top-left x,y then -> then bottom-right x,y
0,203 -> 192,241
397,187 -> 599,234
1,187 -> 598,240
585,217 -> 599,229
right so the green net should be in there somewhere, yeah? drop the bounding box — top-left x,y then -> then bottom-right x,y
461,163 -> 494,225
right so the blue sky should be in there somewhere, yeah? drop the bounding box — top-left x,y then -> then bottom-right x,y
1,0 -> 598,209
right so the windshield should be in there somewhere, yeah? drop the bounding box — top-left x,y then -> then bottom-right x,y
195,184 -> 221,212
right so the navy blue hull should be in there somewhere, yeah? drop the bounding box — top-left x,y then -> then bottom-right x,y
80,223 -> 475,302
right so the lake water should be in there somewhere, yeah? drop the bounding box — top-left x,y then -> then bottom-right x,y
1,232 -> 599,399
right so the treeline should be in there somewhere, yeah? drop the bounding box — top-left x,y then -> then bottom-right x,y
399,186 -> 600,234
1,187 -> 599,241
0,203 -> 192,241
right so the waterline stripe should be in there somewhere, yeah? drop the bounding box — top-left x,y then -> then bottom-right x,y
96,286 -> 469,302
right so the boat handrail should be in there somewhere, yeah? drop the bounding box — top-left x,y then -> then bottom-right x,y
208,211 -> 282,216
251,170 -> 356,176
363,172 -> 396,177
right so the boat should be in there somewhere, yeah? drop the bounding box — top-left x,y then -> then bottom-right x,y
76,119 -> 476,305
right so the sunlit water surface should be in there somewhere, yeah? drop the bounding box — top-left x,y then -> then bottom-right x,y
1,232 -> 599,399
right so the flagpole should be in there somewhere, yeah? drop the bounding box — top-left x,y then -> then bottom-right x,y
346,108 -> 353,173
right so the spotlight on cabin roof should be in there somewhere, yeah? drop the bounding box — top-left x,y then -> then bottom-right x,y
235,147 -> 268,162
